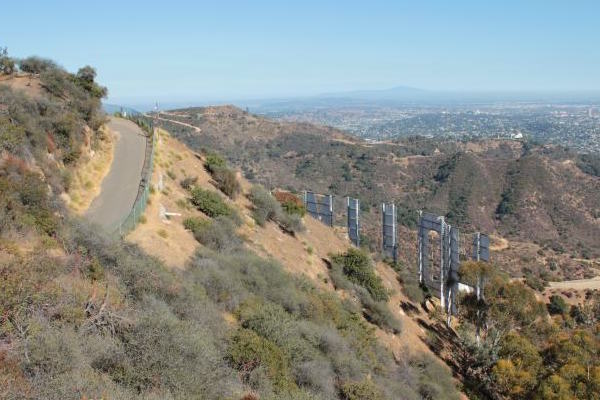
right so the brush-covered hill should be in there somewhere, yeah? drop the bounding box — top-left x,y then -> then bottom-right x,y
152,106 -> 600,400
2,51 -> 599,400
155,106 -> 600,282
0,54 -> 462,399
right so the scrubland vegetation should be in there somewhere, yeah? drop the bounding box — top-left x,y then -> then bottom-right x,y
249,185 -> 304,234
204,152 -> 241,198
160,106 -> 600,399
0,52 -> 462,399
156,106 -> 600,265
2,51 -> 599,400
330,249 -> 401,333
455,261 -> 600,399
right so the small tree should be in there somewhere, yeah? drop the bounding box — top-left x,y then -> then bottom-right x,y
18,56 -> 57,74
0,47 -> 15,74
211,166 -> 241,199
190,187 -> 235,219
459,261 -> 494,346
248,185 -> 304,234
332,248 -> 388,302
76,65 -> 96,84
76,65 -> 107,98
548,295 -> 568,315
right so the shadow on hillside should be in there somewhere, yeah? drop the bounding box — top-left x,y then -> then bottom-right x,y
416,318 -> 463,376
400,301 -> 421,316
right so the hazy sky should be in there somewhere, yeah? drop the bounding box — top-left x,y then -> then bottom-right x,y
2,0 -> 600,104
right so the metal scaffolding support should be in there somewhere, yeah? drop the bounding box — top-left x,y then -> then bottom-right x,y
304,191 -> 334,227
382,203 -> 398,263
472,232 -> 490,262
417,211 -> 461,318
347,197 -> 360,247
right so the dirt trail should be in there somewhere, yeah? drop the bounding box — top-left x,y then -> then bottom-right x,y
151,113 -> 202,132
547,276 -> 600,290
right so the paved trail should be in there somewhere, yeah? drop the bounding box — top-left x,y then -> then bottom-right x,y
86,117 -> 147,230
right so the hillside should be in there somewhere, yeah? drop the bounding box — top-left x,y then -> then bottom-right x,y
126,128 -> 439,362
151,107 -> 600,399
2,53 -> 600,400
155,106 -> 600,283
0,57 -> 462,399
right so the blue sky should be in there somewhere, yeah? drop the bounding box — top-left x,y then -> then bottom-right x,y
2,0 -> 599,104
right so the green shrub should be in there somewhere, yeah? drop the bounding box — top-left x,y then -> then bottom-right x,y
524,273 -> 546,292
0,47 -> 15,74
412,354 -> 462,400
273,191 -> 306,217
180,175 -> 198,190
356,286 -> 402,333
329,249 -> 401,333
211,166 -> 241,199
340,379 -> 385,400
204,153 -> 227,173
203,151 -> 240,199
23,326 -> 76,377
228,328 -> 297,393
18,56 -> 57,74
184,216 -> 241,252
281,200 -> 305,217
249,185 -> 279,226
190,187 -> 236,219
112,300 -> 239,398
548,295 -> 568,315
0,165 -> 57,235
332,249 -> 388,302
277,212 -> 304,234
75,65 -> 107,98
183,216 -> 206,232
397,266 -> 425,304
0,117 -> 26,153
84,257 -> 105,282
396,204 -> 419,228
249,185 -> 304,233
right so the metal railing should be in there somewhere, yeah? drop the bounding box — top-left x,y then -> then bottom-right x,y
109,111 -> 156,237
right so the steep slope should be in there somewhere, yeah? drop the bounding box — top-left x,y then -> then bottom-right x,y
495,153 -> 600,253
127,129 -> 441,360
1,60 -> 463,399
136,122 -> 600,400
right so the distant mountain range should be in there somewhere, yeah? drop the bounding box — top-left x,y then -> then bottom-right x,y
105,86 -> 600,113
318,85 -> 428,100
242,87 -> 600,112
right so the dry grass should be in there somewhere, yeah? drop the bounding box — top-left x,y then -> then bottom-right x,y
67,125 -> 115,214
127,129 -> 211,269
0,73 -> 44,98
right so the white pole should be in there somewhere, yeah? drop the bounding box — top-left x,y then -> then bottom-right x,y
418,210 -> 423,284
439,220 -> 443,310
356,199 -> 360,247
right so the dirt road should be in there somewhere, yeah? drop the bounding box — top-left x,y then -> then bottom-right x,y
547,276 -> 600,291
152,113 -> 202,132
85,117 -> 147,231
